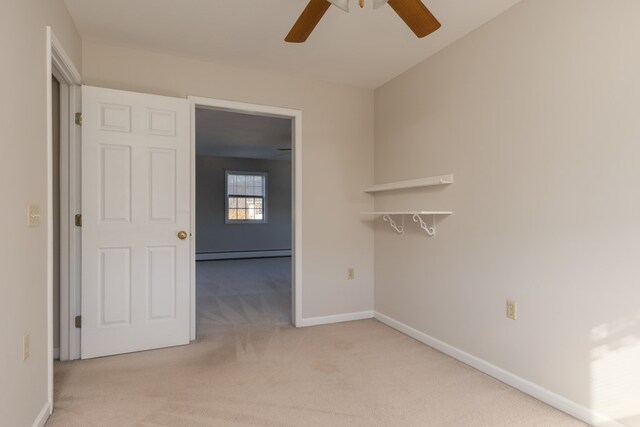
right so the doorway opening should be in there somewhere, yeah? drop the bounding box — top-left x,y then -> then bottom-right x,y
193,105 -> 297,338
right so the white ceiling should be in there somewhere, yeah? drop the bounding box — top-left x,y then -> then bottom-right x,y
195,108 -> 292,161
64,0 -> 523,89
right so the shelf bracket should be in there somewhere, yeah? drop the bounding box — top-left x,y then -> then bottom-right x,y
413,214 -> 436,237
383,214 -> 404,234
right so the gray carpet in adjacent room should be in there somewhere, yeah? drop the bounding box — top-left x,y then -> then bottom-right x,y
48,258 -> 585,426
196,258 -> 292,333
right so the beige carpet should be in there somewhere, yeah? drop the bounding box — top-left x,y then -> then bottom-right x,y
48,259 -> 586,426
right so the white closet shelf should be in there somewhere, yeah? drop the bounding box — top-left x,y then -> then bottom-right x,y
362,211 -> 452,237
364,174 -> 453,194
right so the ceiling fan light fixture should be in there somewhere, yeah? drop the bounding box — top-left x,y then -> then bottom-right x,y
328,0 -> 350,12
373,0 -> 389,9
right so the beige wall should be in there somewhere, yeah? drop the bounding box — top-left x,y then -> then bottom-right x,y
0,0 -> 81,425
374,0 -> 640,424
82,41 -> 374,319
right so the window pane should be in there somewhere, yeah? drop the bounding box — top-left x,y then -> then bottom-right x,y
256,198 -> 263,208
244,177 -> 252,195
258,177 -> 265,195
237,209 -> 246,220
247,208 -> 255,220
228,209 -> 237,220
237,175 -> 246,195
237,197 -> 246,208
229,197 -> 237,208
228,174 -> 236,195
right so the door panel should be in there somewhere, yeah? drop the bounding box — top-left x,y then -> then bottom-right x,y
148,246 -> 177,320
99,248 -> 131,326
81,86 -> 190,359
148,149 -> 176,222
100,145 -> 131,223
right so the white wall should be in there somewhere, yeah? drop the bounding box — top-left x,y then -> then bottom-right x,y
373,0 -> 640,425
82,41 -> 374,319
0,0 -> 81,425
196,156 -> 292,254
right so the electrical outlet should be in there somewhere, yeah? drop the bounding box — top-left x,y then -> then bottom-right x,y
347,268 -> 355,280
23,334 -> 30,360
506,300 -> 517,320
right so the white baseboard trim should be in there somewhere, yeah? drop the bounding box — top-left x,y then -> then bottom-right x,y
32,401 -> 51,427
196,250 -> 291,261
373,311 -> 625,427
299,310 -> 373,327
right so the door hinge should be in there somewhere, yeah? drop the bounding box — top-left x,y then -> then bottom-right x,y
75,315 -> 82,328
75,112 -> 82,126
75,214 -> 82,227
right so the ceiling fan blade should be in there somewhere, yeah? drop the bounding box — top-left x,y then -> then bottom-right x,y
285,0 -> 332,43
387,0 -> 441,38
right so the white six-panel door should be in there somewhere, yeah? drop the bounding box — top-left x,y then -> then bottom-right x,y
81,86 -> 190,359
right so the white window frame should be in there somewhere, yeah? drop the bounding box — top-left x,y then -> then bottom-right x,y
225,171 -> 268,224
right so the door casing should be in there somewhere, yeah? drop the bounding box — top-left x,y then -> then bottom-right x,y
47,26 -> 82,418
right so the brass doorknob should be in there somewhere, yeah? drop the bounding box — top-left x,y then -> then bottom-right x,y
177,231 -> 188,240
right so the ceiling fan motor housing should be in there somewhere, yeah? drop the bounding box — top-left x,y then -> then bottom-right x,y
328,0 -> 389,12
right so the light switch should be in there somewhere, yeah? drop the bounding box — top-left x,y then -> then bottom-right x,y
28,203 -> 40,227
23,334 -> 30,360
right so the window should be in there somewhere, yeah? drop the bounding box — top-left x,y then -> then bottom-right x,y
225,171 -> 267,223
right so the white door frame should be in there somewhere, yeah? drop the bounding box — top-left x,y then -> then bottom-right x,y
46,26 -> 82,416
188,96 -> 303,335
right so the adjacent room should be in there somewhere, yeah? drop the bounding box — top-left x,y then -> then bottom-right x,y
195,107 -> 293,334
2,0 -> 639,426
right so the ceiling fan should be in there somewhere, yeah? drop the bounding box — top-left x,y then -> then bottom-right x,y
285,0 -> 441,43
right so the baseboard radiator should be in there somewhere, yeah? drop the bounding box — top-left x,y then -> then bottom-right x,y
196,249 -> 292,261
